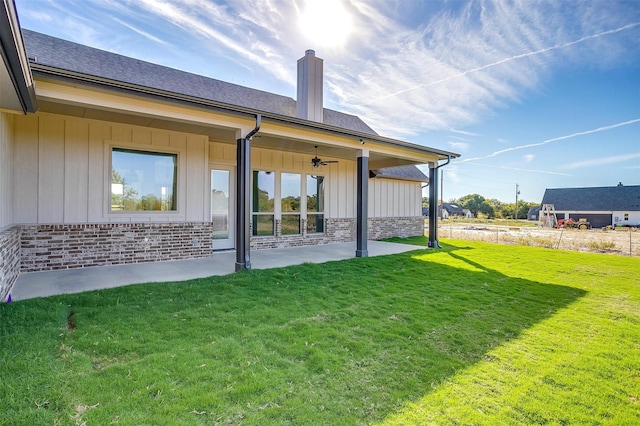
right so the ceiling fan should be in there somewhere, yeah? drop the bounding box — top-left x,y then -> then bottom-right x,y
311,145 -> 339,168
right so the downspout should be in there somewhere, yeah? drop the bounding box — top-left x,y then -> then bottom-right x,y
235,114 -> 261,272
428,155 -> 450,249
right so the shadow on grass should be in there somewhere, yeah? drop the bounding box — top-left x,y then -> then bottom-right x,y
0,241 -> 586,425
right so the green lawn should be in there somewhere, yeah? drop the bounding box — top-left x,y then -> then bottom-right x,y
1,239 -> 638,425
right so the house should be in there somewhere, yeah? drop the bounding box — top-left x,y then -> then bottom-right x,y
527,206 -> 541,221
439,203 -> 467,219
540,185 -> 640,228
0,0 -> 458,301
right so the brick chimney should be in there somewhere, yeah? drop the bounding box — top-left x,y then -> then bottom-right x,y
296,49 -> 323,122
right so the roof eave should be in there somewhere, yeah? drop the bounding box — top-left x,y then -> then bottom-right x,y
0,0 -> 37,113
31,63 -> 459,161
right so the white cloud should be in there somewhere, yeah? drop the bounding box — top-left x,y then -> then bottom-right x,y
564,152 -> 640,170
448,141 -> 469,152
523,154 -> 535,162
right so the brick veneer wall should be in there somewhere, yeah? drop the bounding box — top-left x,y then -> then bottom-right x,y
250,218 -> 356,250
13,217 -> 423,275
0,226 -> 21,302
368,216 -> 424,239
21,223 -> 213,272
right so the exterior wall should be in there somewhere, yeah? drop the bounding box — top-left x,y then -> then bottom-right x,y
12,112 -> 208,224
613,211 -> 640,226
0,226 -> 21,301
251,218 -> 355,250
369,217 -> 424,239
8,116 -> 426,273
369,178 -> 422,218
20,222 -> 212,272
0,113 -> 18,301
0,112 -> 14,229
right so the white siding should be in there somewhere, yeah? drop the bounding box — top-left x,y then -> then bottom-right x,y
368,178 -> 421,218
613,211 -> 640,226
12,113 -> 208,224
0,112 -> 14,229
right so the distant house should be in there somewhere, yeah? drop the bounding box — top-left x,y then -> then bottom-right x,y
540,185 -> 640,228
527,206 -> 541,221
439,203 -> 468,219
462,209 -> 474,219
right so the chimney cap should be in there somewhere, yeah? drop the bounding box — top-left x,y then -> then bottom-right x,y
305,49 -> 316,56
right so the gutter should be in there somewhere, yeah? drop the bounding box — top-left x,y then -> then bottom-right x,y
30,64 -> 459,161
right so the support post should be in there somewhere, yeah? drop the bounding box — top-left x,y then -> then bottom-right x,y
428,163 -> 440,248
356,151 -> 369,257
235,137 -> 251,271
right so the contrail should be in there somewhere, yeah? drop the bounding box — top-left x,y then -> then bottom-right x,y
369,22 -> 640,103
460,163 -> 572,176
460,119 -> 640,163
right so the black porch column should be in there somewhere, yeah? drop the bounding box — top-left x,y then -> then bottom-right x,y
356,151 -> 369,257
428,163 -> 440,248
235,137 -> 251,271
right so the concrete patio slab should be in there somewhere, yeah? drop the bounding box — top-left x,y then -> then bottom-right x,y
11,241 -> 426,301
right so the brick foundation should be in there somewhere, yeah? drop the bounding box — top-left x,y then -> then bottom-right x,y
11,217 -> 422,276
20,223 -> 213,272
250,218 -> 356,250
0,226 -> 21,302
368,216 -> 424,239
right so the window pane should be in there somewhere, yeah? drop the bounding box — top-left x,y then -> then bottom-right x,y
252,171 -> 275,213
306,175 -> 324,213
252,214 -> 274,236
281,214 -> 300,235
111,148 -> 177,211
211,170 -> 230,240
281,173 -> 301,213
307,214 -> 324,233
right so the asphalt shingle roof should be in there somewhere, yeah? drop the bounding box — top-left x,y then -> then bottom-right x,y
22,29 -> 378,135
541,185 -> 640,211
370,165 -> 428,182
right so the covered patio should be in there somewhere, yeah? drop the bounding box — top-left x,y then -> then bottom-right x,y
11,240 -> 424,301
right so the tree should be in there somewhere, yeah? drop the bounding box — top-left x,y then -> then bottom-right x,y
111,169 -> 138,210
456,193 -> 494,218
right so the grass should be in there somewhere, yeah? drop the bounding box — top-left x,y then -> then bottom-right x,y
1,239 -> 639,425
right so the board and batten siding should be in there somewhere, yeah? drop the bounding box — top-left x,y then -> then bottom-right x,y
0,112 -> 15,229
12,112 -> 208,224
369,178 -> 422,218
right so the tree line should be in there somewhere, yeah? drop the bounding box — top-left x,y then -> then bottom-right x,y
422,193 -> 539,220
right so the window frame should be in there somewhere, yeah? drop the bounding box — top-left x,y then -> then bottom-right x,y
280,172 -> 302,236
106,142 -> 184,217
306,174 -> 325,234
250,170 -> 327,237
251,170 -> 276,236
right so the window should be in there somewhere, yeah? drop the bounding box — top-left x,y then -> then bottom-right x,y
624,213 -> 629,221
111,148 -> 177,211
281,173 -> 301,235
252,171 -> 275,236
306,175 -> 325,233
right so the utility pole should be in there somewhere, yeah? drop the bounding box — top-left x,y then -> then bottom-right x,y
515,183 -> 520,220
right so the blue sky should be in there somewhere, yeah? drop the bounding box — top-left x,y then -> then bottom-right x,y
14,0 -> 640,204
